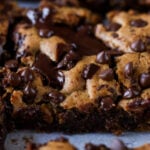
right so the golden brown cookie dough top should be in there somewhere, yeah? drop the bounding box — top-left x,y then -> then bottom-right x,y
115,52 -> 150,112
96,10 -> 150,53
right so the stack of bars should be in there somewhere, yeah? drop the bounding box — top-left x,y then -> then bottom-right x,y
0,0 -> 150,149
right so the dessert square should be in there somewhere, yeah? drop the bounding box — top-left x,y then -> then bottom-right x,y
0,0 -> 150,149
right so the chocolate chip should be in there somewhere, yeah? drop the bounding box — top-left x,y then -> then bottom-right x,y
48,91 -> 65,104
130,19 -> 148,27
123,88 -> 140,99
139,73 -> 150,88
85,143 -> 104,150
128,98 -> 150,109
101,96 -> 114,111
106,22 -> 121,31
131,39 -> 146,52
26,9 -> 39,25
20,69 -> 34,83
111,32 -> 119,38
111,139 -> 127,150
57,49 -> 80,70
96,51 -> 111,64
124,62 -> 134,78
82,64 -> 99,79
7,72 -> 21,87
5,59 -> 18,71
99,68 -> 114,81
23,84 -> 37,104
39,28 -> 54,38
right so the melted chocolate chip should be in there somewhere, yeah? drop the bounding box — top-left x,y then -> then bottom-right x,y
20,69 -> 34,83
5,59 -> 18,71
100,96 -> 114,111
96,51 -> 111,64
36,24 -> 107,56
23,84 -> 37,104
123,88 -> 140,99
130,19 -> 148,27
111,139 -> 127,150
82,64 -> 99,79
139,73 -> 150,88
124,62 -> 134,78
131,39 -> 146,52
56,43 -> 71,62
106,22 -> 121,31
34,53 -> 64,89
48,90 -> 65,104
6,72 -> 21,87
57,50 -> 80,70
99,68 -> 114,81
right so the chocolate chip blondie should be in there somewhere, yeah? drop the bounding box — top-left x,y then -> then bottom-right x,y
0,0 -> 150,149
26,138 -> 150,150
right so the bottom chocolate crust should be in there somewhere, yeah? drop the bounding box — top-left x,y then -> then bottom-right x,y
26,137 -> 150,150
1,100 -> 149,149
12,106 -> 150,133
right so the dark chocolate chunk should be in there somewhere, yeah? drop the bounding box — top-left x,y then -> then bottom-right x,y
4,59 -> 18,71
6,72 -> 21,87
82,64 -> 99,79
20,69 -> 34,83
23,84 -> 37,104
100,96 -> 114,111
123,88 -> 140,99
131,39 -> 146,52
139,73 -> 150,88
48,90 -> 65,104
111,139 -> 127,150
99,68 -> 114,81
106,22 -> 121,31
124,62 -> 134,78
57,50 -> 80,70
130,19 -> 148,27
96,51 -> 111,64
